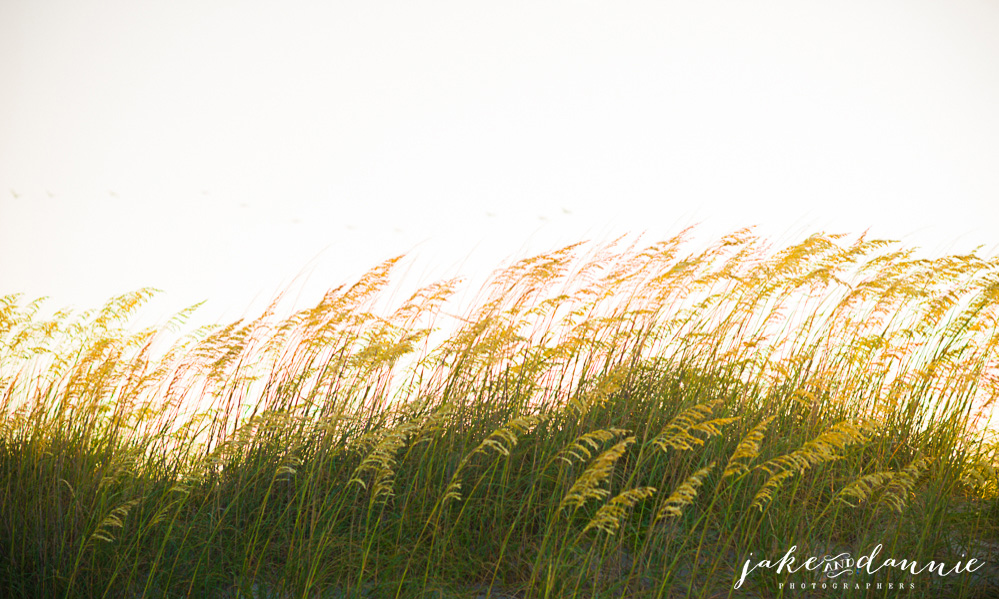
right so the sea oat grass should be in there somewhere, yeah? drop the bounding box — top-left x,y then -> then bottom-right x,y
3,230 -> 999,597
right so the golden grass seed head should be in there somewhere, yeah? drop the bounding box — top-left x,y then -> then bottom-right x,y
583,486 -> 657,535
722,416 -> 775,480
652,401 -> 734,454
656,463 -> 715,521
560,437 -> 635,512
89,498 -> 142,545
557,428 -> 631,465
749,469 -> 799,512
878,455 -> 932,513
472,415 -> 542,458
836,471 -> 896,508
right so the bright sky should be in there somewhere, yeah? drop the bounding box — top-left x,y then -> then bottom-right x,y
2,0 -> 998,324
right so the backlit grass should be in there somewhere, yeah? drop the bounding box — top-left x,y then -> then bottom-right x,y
2,229 -> 998,598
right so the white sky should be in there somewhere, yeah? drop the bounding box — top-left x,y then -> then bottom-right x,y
2,0 -> 998,325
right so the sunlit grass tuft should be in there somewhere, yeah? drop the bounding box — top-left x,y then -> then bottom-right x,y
2,228 -> 999,598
